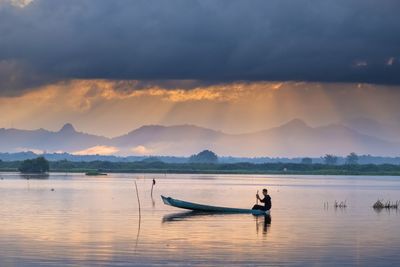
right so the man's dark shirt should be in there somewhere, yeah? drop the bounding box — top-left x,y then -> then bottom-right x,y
260,195 -> 272,210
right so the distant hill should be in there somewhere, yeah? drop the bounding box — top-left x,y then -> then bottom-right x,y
0,119 -> 400,157
342,117 -> 400,143
113,124 -> 225,155
0,123 -> 110,153
213,119 -> 400,157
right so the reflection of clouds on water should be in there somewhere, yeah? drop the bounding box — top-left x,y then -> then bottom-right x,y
1,173 -> 400,266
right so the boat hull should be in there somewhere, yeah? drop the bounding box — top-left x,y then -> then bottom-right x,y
161,195 -> 269,215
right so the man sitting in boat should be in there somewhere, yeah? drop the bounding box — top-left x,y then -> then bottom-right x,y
252,189 -> 271,211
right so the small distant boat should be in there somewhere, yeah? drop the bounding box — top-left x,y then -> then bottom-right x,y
85,171 -> 107,176
161,195 -> 269,215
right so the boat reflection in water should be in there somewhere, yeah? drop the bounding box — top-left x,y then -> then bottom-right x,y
162,211 -> 271,234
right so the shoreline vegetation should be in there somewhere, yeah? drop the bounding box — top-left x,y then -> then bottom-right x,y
1,152 -> 400,176
373,200 -> 399,209
1,151 -> 400,165
2,160 -> 400,176
85,171 -> 108,176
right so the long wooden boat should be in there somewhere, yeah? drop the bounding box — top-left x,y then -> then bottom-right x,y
161,195 -> 269,215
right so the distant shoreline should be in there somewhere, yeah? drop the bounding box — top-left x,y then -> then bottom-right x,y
1,161 -> 400,176
1,170 -> 400,176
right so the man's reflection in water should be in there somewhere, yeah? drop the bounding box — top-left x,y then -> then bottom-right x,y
256,215 -> 271,235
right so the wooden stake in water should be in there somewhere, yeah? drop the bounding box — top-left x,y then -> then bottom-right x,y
134,181 -> 141,220
151,178 -> 156,197
134,180 -> 142,251
151,179 -> 156,207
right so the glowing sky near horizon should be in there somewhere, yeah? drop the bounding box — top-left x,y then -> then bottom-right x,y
1,80 -> 400,137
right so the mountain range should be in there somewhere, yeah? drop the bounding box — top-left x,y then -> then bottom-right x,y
0,118 -> 399,157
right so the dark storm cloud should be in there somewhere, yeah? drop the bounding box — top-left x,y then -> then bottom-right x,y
0,0 -> 400,95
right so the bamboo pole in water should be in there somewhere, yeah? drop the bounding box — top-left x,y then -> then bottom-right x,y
134,180 -> 142,251
151,179 -> 156,207
134,181 -> 141,220
151,178 -> 156,197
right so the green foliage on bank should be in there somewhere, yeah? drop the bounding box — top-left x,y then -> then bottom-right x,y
189,150 -> 218,164
18,157 -> 50,173
1,159 -> 400,175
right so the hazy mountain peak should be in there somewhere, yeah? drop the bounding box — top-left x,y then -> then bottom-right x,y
1,120 -> 399,157
281,118 -> 309,128
132,125 -> 165,132
342,117 -> 400,142
131,124 -> 219,134
139,125 -> 165,129
59,123 -> 76,133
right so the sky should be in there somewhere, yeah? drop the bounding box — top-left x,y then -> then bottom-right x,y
1,0 -> 400,137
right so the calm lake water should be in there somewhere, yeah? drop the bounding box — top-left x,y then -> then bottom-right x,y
0,173 -> 399,266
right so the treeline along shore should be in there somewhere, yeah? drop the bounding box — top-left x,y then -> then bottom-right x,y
1,159 -> 400,176
1,151 -> 400,175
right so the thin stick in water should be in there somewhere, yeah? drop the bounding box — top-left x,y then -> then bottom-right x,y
134,180 -> 141,251
134,181 -> 141,220
151,179 -> 156,207
151,178 -> 156,197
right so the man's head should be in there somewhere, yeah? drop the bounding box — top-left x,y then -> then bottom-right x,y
262,188 -> 268,196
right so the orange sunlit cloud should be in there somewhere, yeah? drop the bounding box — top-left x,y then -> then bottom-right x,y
1,80 -> 400,137
73,145 -> 119,155
131,145 -> 154,155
